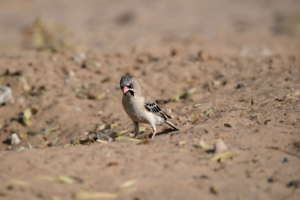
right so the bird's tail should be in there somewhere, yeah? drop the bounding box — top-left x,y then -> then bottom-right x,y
165,120 -> 180,130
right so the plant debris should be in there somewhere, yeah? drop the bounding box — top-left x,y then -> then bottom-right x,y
95,124 -> 106,132
188,107 -> 214,122
36,175 -> 55,181
22,108 -> 38,126
48,137 -> 60,147
28,127 -> 57,135
115,136 -> 141,142
167,148 -> 185,153
211,151 -> 237,162
171,88 -> 196,102
205,107 -> 214,115
11,179 -> 30,186
199,140 -> 214,151
139,127 -> 147,132
56,175 -> 74,184
87,93 -> 106,100
224,123 -> 232,128
110,123 -> 118,129
74,192 -> 117,199
286,179 -> 300,188
285,90 -> 300,99
37,175 -> 74,184
177,140 -> 186,147
210,185 -> 218,195
120,179 -> 137,188
251,98 -> 254,106
65,138 -> 95,146
264,119 -> 271,125
27,17 -> 75,53
96,131 -> 112,143
109,129 -> 130,138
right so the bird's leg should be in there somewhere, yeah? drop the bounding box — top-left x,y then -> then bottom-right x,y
133,121 -> 139,138
151,131 -> 157,139
151,124 -> 157,139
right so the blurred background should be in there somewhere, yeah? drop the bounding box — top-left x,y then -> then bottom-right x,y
0,0 -> 300,55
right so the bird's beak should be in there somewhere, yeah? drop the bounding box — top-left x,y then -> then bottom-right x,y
122,86 -> 129,93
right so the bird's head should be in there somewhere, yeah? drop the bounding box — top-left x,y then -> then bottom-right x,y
120,75 -> 139,96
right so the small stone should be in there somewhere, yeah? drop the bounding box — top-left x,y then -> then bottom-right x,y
236,83 -> 245,89
17,146 -> 27,151
210,185 -> 218,195
19,98 -> 25,103
193,175 -> 209,179
170,48 -> 185,57
76,107 -> 83,112
170,132 -> 180,137
268,177 -> 275,183
238,45 -> 273,57
282,157 -> 289,163
136,53 -> 149,63
73,52 -> 86,63
11,133 -> 20,145
287,180 -> 300,188
96,132 -> 106,140
68,71 -> 75,77
6,146 -> 12,150
198,51 -> 213,61
97,110 -> 103,116
0,86 -> 14,104
214,140 -> 228,154
142,71 -> 147,76
224,123 -> 232,128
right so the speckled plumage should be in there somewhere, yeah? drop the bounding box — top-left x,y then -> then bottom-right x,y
120,75 -> 179,139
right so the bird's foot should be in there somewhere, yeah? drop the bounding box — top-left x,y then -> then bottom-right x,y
151,131 -> 156,139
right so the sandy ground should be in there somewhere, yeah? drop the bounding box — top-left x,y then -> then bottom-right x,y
0,0 -> 300,199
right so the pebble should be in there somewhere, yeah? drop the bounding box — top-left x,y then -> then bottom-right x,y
0,86 -> 14,104
11,133 -> 20,145
17,146 -> 27,151
236,83 -> 245,89
214,140 -> 228,154
198,51 -> 213,61
287,180 -> 300,188
68,71 -> 75,77
170,132 -> 180,137
19,98 -> 25,103
76,107 -> 83,112
282,157 -> 289,163
73,52 -> 86,63
239,45 -> 273,57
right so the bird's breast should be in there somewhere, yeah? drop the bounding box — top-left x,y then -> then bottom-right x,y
122,95 -> 151,123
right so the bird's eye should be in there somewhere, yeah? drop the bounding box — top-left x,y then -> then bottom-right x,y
128,84 -> 133,88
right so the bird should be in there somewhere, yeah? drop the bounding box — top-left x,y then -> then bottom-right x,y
120,74 -> 179,139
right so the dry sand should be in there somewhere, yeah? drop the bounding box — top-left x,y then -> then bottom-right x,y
0,0 -> 300,199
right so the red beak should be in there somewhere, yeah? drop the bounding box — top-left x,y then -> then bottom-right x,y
122,86 -> 129,93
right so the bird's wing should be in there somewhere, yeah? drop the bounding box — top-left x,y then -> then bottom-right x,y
144,96 -> 170,120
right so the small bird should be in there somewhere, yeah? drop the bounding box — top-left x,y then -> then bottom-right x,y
120,75 -> 179,139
